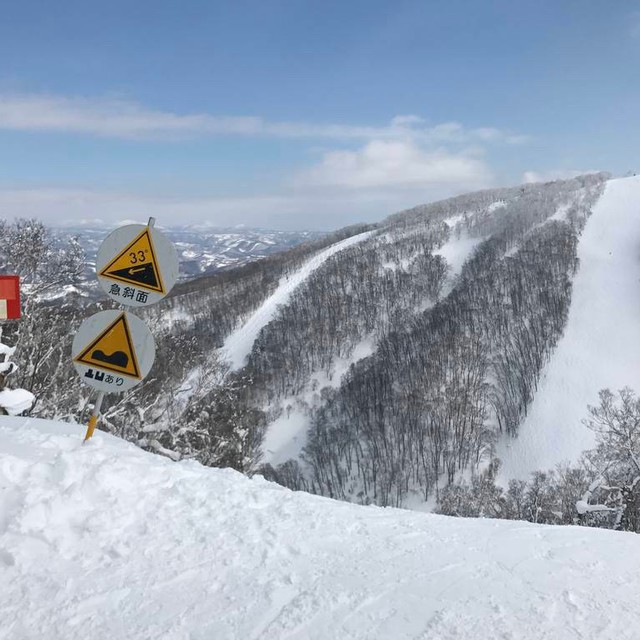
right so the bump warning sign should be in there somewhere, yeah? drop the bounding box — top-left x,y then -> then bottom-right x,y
72,310 -> 156,393
74,312 -> 141,378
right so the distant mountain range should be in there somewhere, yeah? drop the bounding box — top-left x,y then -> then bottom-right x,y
53,224 -> 324,280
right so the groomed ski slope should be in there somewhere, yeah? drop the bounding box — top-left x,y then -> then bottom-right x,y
3,417 -> 640,640
222,230 -> 375,370
498,176 -> 640,479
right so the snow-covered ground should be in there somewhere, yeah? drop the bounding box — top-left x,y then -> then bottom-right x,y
498,176 -> 640,479
3,417 -> 640,640
222,230 -> 376,371
434,233 -> 483,281
261,408 -> 310,466
434,224 -> 484,297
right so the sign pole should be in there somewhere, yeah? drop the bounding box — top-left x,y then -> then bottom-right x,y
74,216 -> 177,442
84,390 -> 105,442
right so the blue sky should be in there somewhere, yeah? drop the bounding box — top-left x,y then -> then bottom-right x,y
0,0 -> 638,229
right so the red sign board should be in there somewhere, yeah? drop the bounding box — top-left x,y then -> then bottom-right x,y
0,276 -> 20,319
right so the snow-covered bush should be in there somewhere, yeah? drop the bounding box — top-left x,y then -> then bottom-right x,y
0,329 -> 34,416
439,389 -> 640,532
577,388 -> 640,532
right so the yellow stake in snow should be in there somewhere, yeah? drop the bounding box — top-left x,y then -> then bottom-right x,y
84,391 -> 104,442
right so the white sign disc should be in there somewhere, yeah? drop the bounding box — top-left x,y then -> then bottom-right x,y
96,224 -> 179,308
72,310 -> 156,393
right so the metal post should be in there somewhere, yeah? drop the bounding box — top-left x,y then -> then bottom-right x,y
83,391 -> 105,442
147,217 -> 156,228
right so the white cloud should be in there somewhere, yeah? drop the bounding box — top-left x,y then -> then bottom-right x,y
0,93 -> 528,144
522,169 -> 600,184
295,139 -> 492,191
0,93 -> 529,229
0,94 -> 263,140
390,115 -> 425,128
0,137 -> 493,228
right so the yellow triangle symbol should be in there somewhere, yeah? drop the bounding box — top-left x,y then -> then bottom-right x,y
99,228 -> 165,294
74,313 -> 142,379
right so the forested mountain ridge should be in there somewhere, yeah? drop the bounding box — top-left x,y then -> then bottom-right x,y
243,174 -> 607,506
5,172 -> 629,516
148,172 -> 610,508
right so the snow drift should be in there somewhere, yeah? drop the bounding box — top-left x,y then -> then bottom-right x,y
2,417 -> 640,639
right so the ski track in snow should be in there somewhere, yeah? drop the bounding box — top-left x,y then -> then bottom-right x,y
222,231 -> 376,371
498,176 -> 640,480
3,417 -> 640,640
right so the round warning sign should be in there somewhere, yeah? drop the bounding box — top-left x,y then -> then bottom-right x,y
96,224 -> 179,307
72,310 -> 156,392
